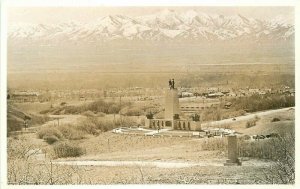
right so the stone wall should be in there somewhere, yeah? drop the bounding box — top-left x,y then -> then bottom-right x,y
146,119 -> 201,131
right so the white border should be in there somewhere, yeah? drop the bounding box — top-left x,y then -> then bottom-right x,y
295,2 -> 299,189
1,0 -> 298,189
5,0 -> 299,6
0,0 -> 8,188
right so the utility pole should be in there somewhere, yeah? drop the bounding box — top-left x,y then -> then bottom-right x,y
119,95 -> 122,126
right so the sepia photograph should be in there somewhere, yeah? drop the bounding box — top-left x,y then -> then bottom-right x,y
4,2 -> 296,186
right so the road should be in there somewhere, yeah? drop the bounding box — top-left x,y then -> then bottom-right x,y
201,107 -> 293,128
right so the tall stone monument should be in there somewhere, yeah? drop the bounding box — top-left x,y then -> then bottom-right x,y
164,88 -> 180,120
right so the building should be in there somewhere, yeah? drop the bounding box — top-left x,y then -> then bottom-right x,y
207,92 -> 224,98
11,91 -> 39,102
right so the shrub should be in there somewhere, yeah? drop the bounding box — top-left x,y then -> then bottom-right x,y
86,100 -> 131,114
107,104 -> 120,114
120,106 -> 144,116
238,132 -> 295,184
43,135 -> 59,144
7,118 -> 23,134
82,110 -> 96,117
200,138 -> 227,151
240,135 -> 251,140
239,133 -> 294,160
247,121 -> 255,128
80,117 -> 133,132
94,119 -> 116,132
246,120 -> 256,128
245,116 -> 260,128
118,117 -> 139,128
63,106 -> 81,114
271,117 -> 281,122
60,102 -> 67,106
8,137 -> 36,159
53,142 -> 85,158
230,94 -> 295,113
201,107 -> 223,121
57,124 -> 86,140
146,112 -> 154,119
77,117 -> 100,135
37,127 -> 63,139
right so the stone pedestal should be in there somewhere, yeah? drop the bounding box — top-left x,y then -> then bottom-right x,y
145,119 -> 151,128
224,135 -> 242,166
190,121 -> 201,131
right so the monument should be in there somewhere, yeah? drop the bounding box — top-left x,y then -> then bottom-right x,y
145,79 -> 201,131
164,87 -> 180,120
224,135 -> 242,166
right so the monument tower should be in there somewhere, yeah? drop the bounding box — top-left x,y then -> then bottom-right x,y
164,80 -> 180,120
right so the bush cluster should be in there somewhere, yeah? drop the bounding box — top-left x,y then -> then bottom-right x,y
245,115 -> 260,128
37,116 -> 139,145
271,117 -> 281,122
230,94 -> 295,113
200,138 -> 227,151
53,142 -> 85,158
43,135 -> 59,144
77,116 -> 138,134
120,106 -> 144,116
246,120 -> 257,128
238,133 -> 294,161
41,99 -> 132,115
58,124 -> 86,140
37,127 -> 63,140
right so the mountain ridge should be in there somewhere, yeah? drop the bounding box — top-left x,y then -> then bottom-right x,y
9,9 -> 294,44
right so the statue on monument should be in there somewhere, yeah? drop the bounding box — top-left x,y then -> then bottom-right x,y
172,79 -> 175,89
168,79 -> 176,89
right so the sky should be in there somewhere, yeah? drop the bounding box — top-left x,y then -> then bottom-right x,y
8,7 -> 294,25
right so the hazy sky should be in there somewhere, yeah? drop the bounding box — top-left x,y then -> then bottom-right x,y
9,7 -> 294,25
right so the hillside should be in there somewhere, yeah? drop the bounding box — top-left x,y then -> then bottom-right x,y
7,104 -> 51,134
7,104 -> 31,133
242,108 -> 294,136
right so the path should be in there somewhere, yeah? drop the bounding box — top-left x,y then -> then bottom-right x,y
52,159 -> 273,168
144,128 -> 171,136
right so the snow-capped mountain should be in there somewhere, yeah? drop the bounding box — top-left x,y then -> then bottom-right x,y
8,9 -> 294,43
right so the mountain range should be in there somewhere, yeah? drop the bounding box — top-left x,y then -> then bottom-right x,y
8,9 -> 294,44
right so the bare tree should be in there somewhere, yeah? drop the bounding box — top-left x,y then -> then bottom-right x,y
259,132 -> 295,184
